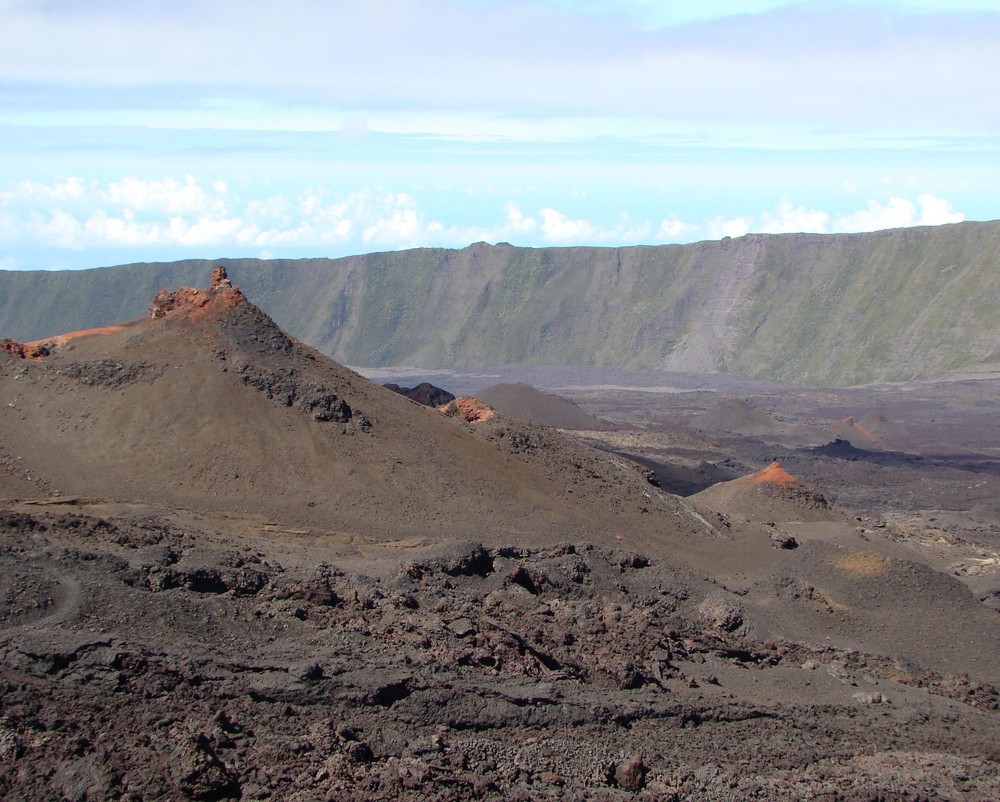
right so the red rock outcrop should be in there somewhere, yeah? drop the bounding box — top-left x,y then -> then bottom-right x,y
439,397 -> 497,424
210,266 -> 233,289
3,326 -> 132,359
149,266 -> 245,320
0,338 -> 49,359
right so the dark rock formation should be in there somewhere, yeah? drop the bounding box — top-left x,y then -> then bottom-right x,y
383,382 -> 456,407
810,438 -> 871,460
234,363 -> 353,423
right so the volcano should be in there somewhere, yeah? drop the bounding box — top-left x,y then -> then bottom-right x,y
0,268 -> 697,548
691,460 -> 838,523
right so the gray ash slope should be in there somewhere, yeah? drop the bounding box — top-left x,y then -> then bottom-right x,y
0,270 -> 699,548
474,382 -> 615,431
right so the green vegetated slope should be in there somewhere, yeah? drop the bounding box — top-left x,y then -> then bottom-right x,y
2,221 -> 999,386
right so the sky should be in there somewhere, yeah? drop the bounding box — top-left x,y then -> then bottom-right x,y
1,0 -> 999,270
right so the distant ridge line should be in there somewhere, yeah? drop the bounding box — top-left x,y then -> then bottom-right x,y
2,220 -> 999,386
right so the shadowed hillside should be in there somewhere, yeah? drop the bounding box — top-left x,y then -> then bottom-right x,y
3,220 -> 1000,385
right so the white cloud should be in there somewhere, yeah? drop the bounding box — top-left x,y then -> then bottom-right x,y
171,215 -> 247,247
656,217 -> 697,241
758,200 -> 830,234
539,208 -> 596,242
610,213 -> 653,243
0,175 -> 973,266
104,175 -> 213,216
362,209 -> 421,244
916,193 -> 964,226
695,194 -> 964,242
1,177 -> 88,207
35,208 -> 84,249
1,1 -> 997,133
708,216 -> 752,239
82,210 -> 158,247
0,177 -> 469,256
502,202 -> 538,235
247,196 -> 291,220
839,197 -> 919,231
835,193 -> 963,232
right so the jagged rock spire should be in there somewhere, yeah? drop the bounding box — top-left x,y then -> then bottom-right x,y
211,266 -> 232,289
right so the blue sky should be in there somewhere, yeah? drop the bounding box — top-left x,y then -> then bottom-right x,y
1,0 -> 998,270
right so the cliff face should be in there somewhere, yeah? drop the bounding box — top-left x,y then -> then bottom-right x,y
3,220 -> 999,386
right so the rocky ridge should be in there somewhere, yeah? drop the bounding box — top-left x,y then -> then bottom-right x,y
3,221 -> 1000,385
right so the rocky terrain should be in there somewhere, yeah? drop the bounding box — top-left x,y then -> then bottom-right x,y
2,270 -> 999,800
2,505 -> 999,802
3,220 -> 1000,385
383,382 -> 456,408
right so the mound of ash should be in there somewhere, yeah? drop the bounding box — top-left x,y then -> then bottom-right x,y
693,398 -> 783,436
383,381 -> 455,407
474,382 -> 614,431
692,460 -> 836,524
746,460 -> 806,488
830,415 -> 879,445
1,266 -> 713,542
150,266 -> 296,357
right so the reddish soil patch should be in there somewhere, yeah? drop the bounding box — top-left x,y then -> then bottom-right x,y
24,326 -> 128,351
747,460 -> 800,487
2,326 -> 126,360
1,338 -> 36,359
440,396 -> 497,423
691,459 -> 834,524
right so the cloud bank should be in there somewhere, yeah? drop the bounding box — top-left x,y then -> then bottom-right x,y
1,1 -> 998,133
0,1 -> 992,268
0,175 -> 967,268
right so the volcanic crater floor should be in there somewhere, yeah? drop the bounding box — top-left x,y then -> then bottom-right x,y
1,497 -> 998,802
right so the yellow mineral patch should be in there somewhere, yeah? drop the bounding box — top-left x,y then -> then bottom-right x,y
831,551 -> 891,577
